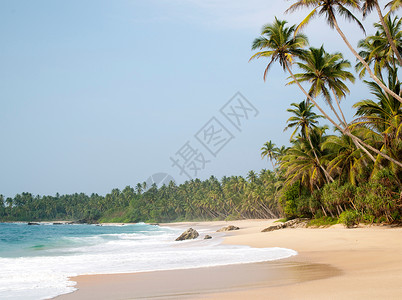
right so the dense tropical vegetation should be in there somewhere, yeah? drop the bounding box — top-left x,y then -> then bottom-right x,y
250,0 -> 402,225
1,1 -> 401,226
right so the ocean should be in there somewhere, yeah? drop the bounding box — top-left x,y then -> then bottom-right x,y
0,222 -> 297,300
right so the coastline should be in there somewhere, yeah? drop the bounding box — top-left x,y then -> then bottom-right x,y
54,220 -> 402,299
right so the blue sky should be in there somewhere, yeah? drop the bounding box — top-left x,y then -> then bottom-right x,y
0,0 -> 381,197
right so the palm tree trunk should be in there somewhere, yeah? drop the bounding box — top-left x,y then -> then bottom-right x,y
374,0 -> 402,66
331,88 -> 348,126
306,132 -> 334,183
285,63 -> 402,168
330,88 -> 377,162
331,15 -> 402,104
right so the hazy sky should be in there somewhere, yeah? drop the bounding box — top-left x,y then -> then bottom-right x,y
0,0 -> 383,197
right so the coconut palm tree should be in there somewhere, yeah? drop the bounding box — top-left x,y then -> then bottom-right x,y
250,18 -> 308,80
280,126 -> 330,191
370,15 -> 402,71
356,31 -> 390,80
361,0 -> 402,65
261,140 -> 277,169
289,46 -> 355,125
286,0 -> 402,104
352,70 -> 402,171
322,129 -> 369,185
284,100 -> 333,181
251,18 -> 402,167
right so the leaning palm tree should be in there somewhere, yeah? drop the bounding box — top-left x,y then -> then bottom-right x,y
250,18 -> 402,167
286,0 -> 402,104
361,0 -> 402,65
261,140 -> 277,169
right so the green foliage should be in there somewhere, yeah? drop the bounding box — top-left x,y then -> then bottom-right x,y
307,217 -> 338,227
339,210 -> 360,228
279,182 -> 299,218
274,218 -> 289,223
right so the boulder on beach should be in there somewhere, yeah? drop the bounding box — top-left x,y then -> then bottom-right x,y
204,235 -> 212,240
216,225 -> 240,232
27,222 -> 40,225
261,218 -> 308,232
175,228 -> 199,241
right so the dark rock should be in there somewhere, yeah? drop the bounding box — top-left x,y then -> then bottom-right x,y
27,222 -> 40,225
148,223 -> 159,226
204,235 -> 212,239
216,225 -> 240,232
175,228 -> 199,241
53,223 -> 63,225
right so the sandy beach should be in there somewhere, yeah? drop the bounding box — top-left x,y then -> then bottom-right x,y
54,220 -> 402,299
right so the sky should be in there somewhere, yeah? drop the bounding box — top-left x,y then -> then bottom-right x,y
0,0 -> 383,198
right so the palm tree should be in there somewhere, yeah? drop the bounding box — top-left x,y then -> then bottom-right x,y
251,18 -> 402,168
322,130 -> 368,185
361,0 -> 402,66
285,100 -> 322,139
356,32 -> 390,80
371,15 -> 402,70
261,140 -> 277,169
286,0 -> 402,104
289,46 -> 355,125
250,18 -> 308,80
280,126 -> 330,191
352,70 -> 402,171
273,145 -> 288,164
385,0 -> 402,11
284,100 -> 333,181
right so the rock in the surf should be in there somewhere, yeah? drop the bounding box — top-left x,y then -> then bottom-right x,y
216,225 -> 239,232
175,228 -> 199,241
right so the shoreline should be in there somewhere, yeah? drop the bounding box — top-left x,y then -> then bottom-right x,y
54,220 -> 402,299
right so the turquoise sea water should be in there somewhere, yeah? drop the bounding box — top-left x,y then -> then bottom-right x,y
0,222 -> 297,300
0,222 -> 168,258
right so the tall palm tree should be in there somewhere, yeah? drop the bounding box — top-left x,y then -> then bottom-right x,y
286,0 -> 402,104
285,100 -> 322,139
289,46 -> 355,125
284,100 -> 333,181
361,0 -> 402,65
250,18 -> 308,80
251,18 -> 402,168
261,140 -> 277,169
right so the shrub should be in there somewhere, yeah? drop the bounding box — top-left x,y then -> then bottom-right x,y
339,210 -> 360,228
307,217 -> 338,227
